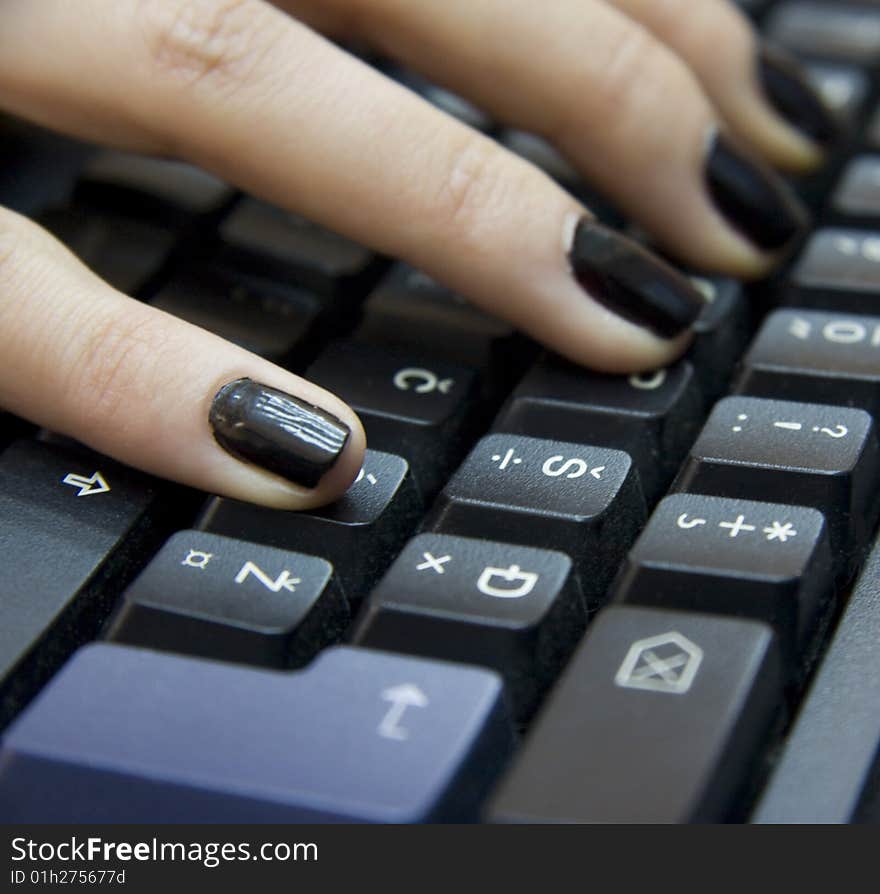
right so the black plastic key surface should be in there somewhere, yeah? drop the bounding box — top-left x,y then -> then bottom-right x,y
612,494 -> 833,666
686,275 -> 752,404
74,150 -> 232,227
487,606 -> 781,823
674,396 -> 880,569
425,434 -> 646,597
151,266 -> 326,365
752,527 -> 880,823
217,198 -> 379,299
805,62 -> 871,128
39,206 -> 176,296
355,264 -> 530,389
784,229 -> 880,315
104,531 -> 348,668
766,3 -> 880,65
830,156 -> 880,224
0,440 -> 160,728
353,533 -> 585,720
198,450 -> 421,603
735,309 -> 880,415
494,356 -> 703,503
307,340 -> 482,498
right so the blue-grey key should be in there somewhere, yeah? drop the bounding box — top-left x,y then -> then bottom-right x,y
0,644 -> 513,823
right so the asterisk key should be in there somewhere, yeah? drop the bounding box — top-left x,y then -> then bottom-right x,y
764,521 -> 797,543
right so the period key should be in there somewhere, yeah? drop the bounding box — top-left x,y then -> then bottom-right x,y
487,606 -> 782,823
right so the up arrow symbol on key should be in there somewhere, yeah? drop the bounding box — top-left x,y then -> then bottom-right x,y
378,684 -> 429,741
62,471 -> 111,497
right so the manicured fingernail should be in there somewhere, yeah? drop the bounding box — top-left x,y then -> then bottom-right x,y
705,131 -> 809,252
209,378 -> 350,488
759,43 -> 840,149
569,219 -> 705,339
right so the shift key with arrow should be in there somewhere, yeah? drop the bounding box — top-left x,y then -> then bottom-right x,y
0,440 -> 164,729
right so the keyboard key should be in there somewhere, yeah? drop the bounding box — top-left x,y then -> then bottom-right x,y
752,529 -> 880,822
686,276 -> 752,404
804,62 -> 871,127
74,150 -> 232,227
39,206 -> 176,296
493,355 -> 704,503
307,340 -> 482,498
198,450 -> 421,603
0,643 -> 514,822
766,3 -> 880,65
150,266 -> 326,365
830,156 -> 880,223
487,606 -> 781,823
104,531 -> 348,668
0,441 -> 160,728
353,533 -> 585,719
784,229 -> 880,314
735,309 -> 880,416
425,434 -> 646,597
612,495 -> 833,666
355,264 -> 531,391
673,396 -> 880,568
217,198 -> 380,299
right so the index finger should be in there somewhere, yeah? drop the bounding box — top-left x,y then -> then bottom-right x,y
0,0 -> 707,371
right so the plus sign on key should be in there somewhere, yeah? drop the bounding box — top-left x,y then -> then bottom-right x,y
611,494 -> 833,672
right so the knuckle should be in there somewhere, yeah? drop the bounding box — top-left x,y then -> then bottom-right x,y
138,0 -> 278,93
434,137 -> 512,240
562,23 -> 699,148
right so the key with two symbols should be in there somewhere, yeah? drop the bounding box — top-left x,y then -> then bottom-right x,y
734,309 -> 880,417
782,229 -> 880,315
425,434 -> 646,598
105,531 -> 349,668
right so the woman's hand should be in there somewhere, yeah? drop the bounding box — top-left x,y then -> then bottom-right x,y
0,0 -> 833,508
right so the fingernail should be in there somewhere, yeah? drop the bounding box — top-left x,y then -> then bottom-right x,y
758,43 -> 840,149
705,131 -> 809,252
569,219 -> 705,339
209,378 -> 350,488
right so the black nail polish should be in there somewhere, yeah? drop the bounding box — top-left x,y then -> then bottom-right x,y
759,43 -> 840,149
209,378 -> 350,488
705,132 -> 809,252
569,220 -> 705,339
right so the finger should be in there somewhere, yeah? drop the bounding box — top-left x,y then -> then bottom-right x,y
604,0 -> 839,172
0,206 -> 365,509
0,0 -> 708,372
295,0 -> 809,277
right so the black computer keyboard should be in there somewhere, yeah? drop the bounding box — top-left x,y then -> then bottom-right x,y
2,0 -> 880,824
